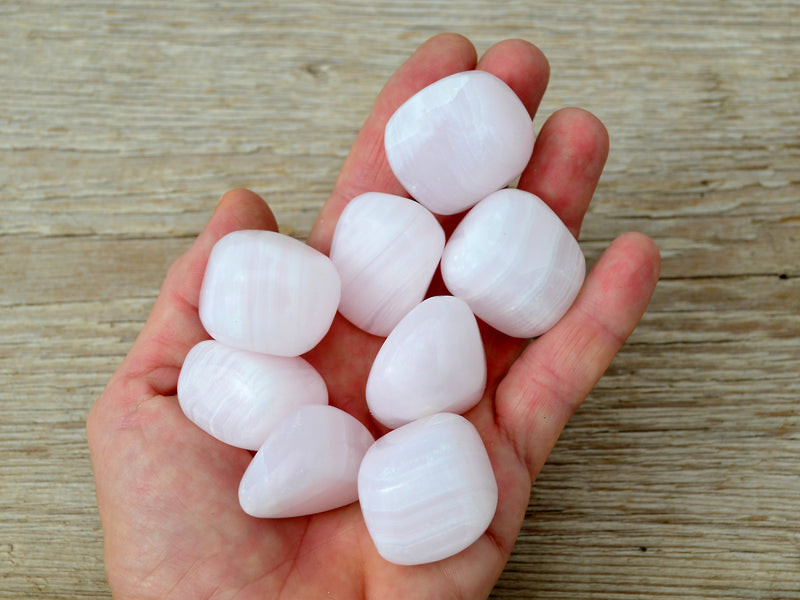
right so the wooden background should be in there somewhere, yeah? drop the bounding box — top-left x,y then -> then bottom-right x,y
2,1 -> 799,598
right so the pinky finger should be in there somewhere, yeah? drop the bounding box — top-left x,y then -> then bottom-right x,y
495,232 -> 661,479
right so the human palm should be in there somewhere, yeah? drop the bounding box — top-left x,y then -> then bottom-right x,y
87,34 -> 660,599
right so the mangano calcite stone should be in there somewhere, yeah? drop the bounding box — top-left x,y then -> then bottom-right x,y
329,192 -> 445,337
239,405 -> 375,518
199,229 -> 341,357
384,70 -> 535,216
177,339 -> 328,451
357,413 -> 498,565
441,188 -> 585,338
366,295 -> 486,429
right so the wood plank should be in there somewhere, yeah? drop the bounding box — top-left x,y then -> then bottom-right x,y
2,1 -> 799,598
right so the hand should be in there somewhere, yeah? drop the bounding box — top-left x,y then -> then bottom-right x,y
87,34 -> 660,599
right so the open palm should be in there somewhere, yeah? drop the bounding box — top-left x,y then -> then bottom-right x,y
87,34 -> 660,599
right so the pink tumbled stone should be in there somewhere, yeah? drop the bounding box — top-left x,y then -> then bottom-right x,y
384,70 -> 535,215
366,296 -> 486,429
199,230 -> 341,357
238,405 -> 375,519
441,188 -> 585,338
329,192 -> 445,337
177,340 -> 328,450
358,413 -> 498,565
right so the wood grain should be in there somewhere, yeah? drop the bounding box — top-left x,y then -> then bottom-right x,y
2,1 -> 799,598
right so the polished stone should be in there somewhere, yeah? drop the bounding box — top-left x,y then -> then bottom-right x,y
178,339 -> 328,450
358,413 -> 498,565
441,188 -> 585,338
239,405 -> 375,518
330,192 -> 445,336
199,230 -> 340,356
366,296 -> 486,428
384,70 -> 535,215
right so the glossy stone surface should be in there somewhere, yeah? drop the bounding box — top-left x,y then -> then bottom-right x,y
329,192 -> 445,336
358,413 -> 498,565
177,340 -> 328,450
239,405 -> 375,518
384,70 -> 535,216
441,188 -> 585,338
199,230 -> 341,357
366,296 -> 486,428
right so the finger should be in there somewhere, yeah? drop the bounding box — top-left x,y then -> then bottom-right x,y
495,232 -> 661,479
117,189 -> 278,398
306,33 -> 478,254
517,107 -> 610,238
475,38 -> 549,118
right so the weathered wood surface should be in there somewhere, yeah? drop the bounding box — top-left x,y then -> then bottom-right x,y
2,1 -> 799,598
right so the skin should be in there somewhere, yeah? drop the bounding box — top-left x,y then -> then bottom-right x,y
87,34 -> 661,600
